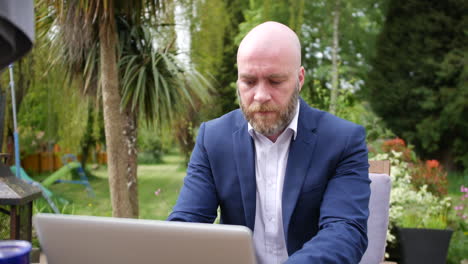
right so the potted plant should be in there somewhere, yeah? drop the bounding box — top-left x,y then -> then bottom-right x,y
371,139 -> 453,263
395,185 -> 453,264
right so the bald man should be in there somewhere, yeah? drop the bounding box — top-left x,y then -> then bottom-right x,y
168,21 -> 370,264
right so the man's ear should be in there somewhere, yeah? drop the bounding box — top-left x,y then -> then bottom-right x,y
298,66 -> 305,91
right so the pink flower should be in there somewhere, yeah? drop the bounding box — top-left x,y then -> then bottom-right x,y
154,188 -> 161,196
454,205 -> 464,211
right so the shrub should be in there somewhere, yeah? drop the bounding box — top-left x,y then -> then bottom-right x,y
18,126 -> 47,157
380,138 -> 448,197
381,138 -> 414,163
452,185 -> 467,227
447,186 -> 467,264
137,126 -> 168,164
411,160 -> 448,196
0,211 -> 9,240
366,0 -> 468,170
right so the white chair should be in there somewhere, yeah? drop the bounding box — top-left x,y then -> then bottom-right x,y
360,160 -> 392,264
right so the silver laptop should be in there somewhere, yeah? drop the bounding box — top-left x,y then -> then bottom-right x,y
33,213 -> 257,264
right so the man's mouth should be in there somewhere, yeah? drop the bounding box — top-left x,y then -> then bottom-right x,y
255,111 -> 275,115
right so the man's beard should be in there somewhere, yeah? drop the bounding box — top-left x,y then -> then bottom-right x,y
239,83 -> 299,137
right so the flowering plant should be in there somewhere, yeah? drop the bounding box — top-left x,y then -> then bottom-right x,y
379,139 -> 449,197
453,185 -> 468,226
380,137 -> 414,162
372,150 -> 451,243
411,159 -> 448,196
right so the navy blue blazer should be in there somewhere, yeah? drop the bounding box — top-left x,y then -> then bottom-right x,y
168,98 -> 370,263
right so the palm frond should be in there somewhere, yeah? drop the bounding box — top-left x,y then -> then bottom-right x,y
119,23 -> 213,129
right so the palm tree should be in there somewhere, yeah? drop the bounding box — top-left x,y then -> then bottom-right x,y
38,0 -> 211,218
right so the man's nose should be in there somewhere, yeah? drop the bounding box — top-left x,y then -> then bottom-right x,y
253,82 -> 271,103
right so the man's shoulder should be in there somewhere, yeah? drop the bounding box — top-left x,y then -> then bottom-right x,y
197,109 -> 245,149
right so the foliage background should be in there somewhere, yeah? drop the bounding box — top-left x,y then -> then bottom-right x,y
366,0 -> 468,171
0,0 -> 466,262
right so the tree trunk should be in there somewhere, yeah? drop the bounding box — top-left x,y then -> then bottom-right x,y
80,102 -> 94,170
124,108 -> 139,217
16,57 -> 33,115
99,24 -> 138,218
329,0 -> 341,115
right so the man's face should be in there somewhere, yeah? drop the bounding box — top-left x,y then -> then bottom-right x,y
237,53 -> 304,138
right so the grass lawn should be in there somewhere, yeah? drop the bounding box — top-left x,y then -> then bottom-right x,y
34,156 -> 468,223
34,152 -> 186,220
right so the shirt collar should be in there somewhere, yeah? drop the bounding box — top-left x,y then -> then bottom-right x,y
248,99 -> 300,140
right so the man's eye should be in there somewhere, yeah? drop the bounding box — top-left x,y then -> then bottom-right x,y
244,80 -> 255,85
270,80 -> 282,85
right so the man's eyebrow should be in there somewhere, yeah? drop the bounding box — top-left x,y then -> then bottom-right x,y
238,73 -> 288,79
239,73 -> 256,79
268,74 -> 288,79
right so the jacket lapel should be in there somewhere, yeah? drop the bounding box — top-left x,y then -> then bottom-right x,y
231,99 -> 321,235
282,100 -> 319,242
232,122 -> 256,231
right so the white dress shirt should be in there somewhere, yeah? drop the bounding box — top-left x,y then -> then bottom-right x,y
248,101 -> 300,264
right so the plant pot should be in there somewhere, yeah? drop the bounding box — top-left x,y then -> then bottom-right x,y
30,247 -> 41,263
397,227 -> 453,264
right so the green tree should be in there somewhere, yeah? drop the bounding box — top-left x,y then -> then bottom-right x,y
164,0 -> 249,160
236,0 -> 305,44
190,0 -> 249,118
366,0 -> 468,170
235,0 -> 386,119
329,0 -> 341,115
39,0 -> 211,218
0,39 -> 87,158
301,0 -> 386,115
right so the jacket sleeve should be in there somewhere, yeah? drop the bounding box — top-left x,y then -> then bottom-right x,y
286,125 -> 370,264
167,123 -> 219,223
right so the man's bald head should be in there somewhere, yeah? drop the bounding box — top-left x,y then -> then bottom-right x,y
237,21 -> 302,68
236,21 -> 305,141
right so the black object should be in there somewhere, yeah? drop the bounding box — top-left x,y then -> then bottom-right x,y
0,0 -> 35,70
398,227 -> 453,264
